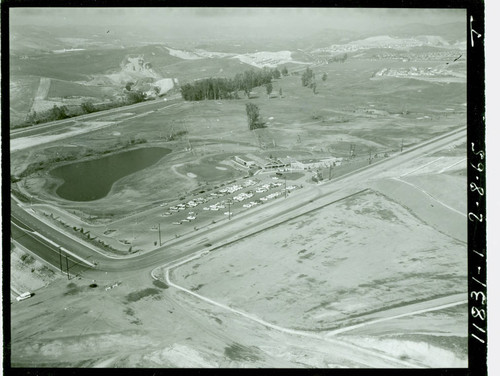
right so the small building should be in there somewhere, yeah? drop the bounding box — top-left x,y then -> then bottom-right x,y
234,156 -> 257,168
263,158 -> 288,170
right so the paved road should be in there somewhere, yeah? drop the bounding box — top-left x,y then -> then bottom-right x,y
11,126 -> 466,280
11,222 -> 90,277
10,95 -> 182,139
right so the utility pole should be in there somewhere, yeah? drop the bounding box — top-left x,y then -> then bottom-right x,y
401,139 -> 404,152
284,176 -> 287,198
350,144 -> 356,159
158,223 -> 161,246
226,200 -> 232,220
59,248 -> 63,273
329,164 -> 333,180
369,149 -> 372,165
65,254 -> 70,280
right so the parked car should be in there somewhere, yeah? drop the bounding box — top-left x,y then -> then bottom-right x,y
16,292 -> 32,302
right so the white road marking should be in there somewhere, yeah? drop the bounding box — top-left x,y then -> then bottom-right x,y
438,157 -> 466,174
400,157 -> 443,177
392,177 -> 466,217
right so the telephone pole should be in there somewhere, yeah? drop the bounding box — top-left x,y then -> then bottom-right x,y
226,199 -> 232,220
65,254 -> 70,280
158,223 -> 161,246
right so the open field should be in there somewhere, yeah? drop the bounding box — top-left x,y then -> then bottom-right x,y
9,76 -> 41,124
10,28 -> 468,368
156,56 -> 255,82
47,79 -> 109,100
10,55 -> 467,259
170,186 -> 466,329
10,241 -> 62,301
10,49 -> 125,81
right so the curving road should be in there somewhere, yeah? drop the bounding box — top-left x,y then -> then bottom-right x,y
11,126 -> 466,280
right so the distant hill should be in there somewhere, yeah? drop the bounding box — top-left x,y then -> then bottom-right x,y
372,22 -> 466,43
296,28 -> 362,50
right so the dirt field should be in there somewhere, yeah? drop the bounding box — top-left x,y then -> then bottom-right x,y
10,54 -> 468,368
11,271 -> 388,368
10,242 -> 62,300
170,188 -> 466,330
47,79 -> 108,100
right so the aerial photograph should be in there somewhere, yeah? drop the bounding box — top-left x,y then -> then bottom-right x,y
9,7 -> 468,368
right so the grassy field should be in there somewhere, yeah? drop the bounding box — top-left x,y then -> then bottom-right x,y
157,56 -> 255,83
47,79 -> 108,99
10,49 -> 126,81
9,76 -> 41,124
12,57 -> 466,220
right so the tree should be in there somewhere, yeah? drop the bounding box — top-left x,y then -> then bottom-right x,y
266,83 -> 273,97
51,105 -> 69,120
81,101 -> 95,113
279,87 -> 283,98
311,82 -> 317,94
272,68 -> 281,79
26,111 -> 38,124
126,91 -> 147,104
245,103 -> 264,130
125,82 -> 134,91
301,67 -> 315,87
322,73 -> 328,82
281,66 -> 288,76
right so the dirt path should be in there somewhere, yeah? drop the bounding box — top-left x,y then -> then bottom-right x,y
34,77 -> 51,101
164,258 -> 421,368
325,293 -> 467,336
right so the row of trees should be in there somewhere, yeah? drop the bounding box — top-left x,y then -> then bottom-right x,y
329,53 -> 348,63
180,66 -> 287,101
21,90 -> 147,128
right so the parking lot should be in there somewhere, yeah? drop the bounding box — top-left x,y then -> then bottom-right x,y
155,176 -> 302,231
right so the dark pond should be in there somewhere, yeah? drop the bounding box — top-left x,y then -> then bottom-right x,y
51,147 -> 171,202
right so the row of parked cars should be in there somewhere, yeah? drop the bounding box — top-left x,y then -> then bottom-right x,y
160,178 -> 300,226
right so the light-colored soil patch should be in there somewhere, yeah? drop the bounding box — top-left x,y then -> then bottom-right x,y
369,178 -> 466,242
341,335 -> 466,367
401,172 -> 466,214
171,190 -> 467,330
10,276 -> 316,368
11,242 -> 62,297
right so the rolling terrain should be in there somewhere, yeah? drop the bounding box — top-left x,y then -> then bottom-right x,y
9,19 -> 468,368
